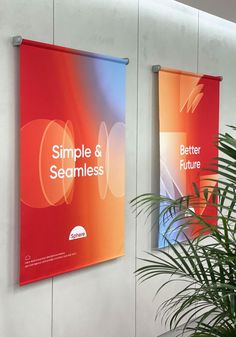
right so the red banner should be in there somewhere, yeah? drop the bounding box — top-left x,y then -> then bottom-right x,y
20,39 -> 127,285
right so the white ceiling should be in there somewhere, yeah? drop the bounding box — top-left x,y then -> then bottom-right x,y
175,0 -> 236,23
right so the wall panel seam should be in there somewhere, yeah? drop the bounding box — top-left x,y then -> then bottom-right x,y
135,0 -> 140,336
51,2 -> 55,337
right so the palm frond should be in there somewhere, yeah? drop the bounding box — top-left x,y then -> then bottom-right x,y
131,126 -> 236,336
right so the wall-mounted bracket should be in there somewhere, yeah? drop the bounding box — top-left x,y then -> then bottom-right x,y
12,36 -> 23,46
152,65 -> 161,73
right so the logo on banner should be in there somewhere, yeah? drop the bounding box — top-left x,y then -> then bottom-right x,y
69,226 -> 87,240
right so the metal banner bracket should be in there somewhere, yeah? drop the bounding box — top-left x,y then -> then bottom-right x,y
12,35 -> 23,46
152,65 -> 161,73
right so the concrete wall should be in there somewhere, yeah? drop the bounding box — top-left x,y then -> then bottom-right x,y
0,1 -> 235,337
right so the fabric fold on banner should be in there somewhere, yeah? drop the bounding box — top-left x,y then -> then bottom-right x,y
157,67 -> 220,248
20,39 -> 126,285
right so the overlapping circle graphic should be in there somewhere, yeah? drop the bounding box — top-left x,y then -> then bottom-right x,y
97,121 -> 125,199
21,119 -> 125,209
21,119 -> 75,208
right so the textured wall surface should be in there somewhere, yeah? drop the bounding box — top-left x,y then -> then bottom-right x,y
0,0 -> 236,336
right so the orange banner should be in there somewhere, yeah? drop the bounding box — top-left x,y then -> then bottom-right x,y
158,67 -> 220,247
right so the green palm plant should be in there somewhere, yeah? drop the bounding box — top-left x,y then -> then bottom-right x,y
131,126 -> 236,337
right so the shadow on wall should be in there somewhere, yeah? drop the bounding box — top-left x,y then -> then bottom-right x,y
8,41 -> 20,289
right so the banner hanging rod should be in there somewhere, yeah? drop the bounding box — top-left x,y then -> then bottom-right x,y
12,35 -> 129,65
152,64 -> 223,81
